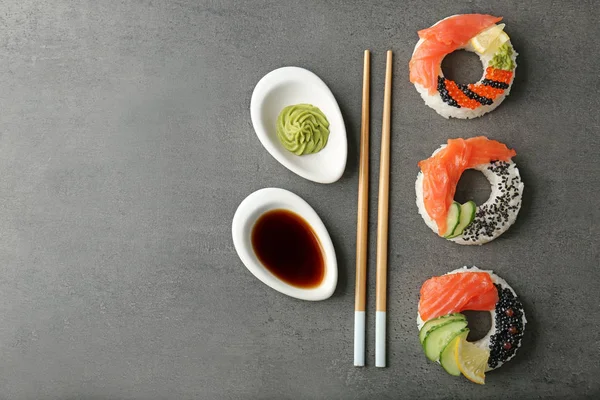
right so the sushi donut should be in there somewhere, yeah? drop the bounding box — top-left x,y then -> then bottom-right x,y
417,267 -> 527,372
409,14 -> 518,119
415,137 -> 523,245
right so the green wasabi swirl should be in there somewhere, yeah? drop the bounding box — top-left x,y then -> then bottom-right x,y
276,104 -> 330,156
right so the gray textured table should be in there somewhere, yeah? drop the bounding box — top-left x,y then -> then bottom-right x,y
0,1 -> 598,399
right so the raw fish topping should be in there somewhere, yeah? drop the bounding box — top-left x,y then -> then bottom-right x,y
418,271 -> 498,321
418,137 -> 516,235
417,268 -> 527,382
409,14 -> 502,94
410,14 -> 517,115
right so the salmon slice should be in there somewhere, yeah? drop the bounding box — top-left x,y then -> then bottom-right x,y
417,14 -> 503,44
419,272 -> 497,321
418,136 -> 516,235
462,286 -> 498,310
409,14 -> 502,94
409,40 -> 453,93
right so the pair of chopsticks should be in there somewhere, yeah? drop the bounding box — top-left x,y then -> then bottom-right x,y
354,50 -> 393,368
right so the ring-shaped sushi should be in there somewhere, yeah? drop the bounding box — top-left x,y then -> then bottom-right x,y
415,137 -> 523,245
417,267 -> 526,378
409,14 -> 518,119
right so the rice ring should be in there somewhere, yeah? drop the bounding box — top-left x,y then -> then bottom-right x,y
411,15 -> 518,119
415,144 -> 524,245
417,266 -> 527,371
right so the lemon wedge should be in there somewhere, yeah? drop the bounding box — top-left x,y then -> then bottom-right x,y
455,335 -> 490,385
484,31 -> 510,56
471,24 -> 506,54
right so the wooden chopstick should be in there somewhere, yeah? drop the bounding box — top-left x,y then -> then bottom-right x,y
354,50 -> 370,367
375,50 -> 392,368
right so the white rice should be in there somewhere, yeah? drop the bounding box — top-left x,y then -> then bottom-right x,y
415,145 -> 524,245
417,266 -> 527,371
411,22 -> 518,119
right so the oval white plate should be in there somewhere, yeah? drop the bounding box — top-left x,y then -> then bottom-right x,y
231,188 -> 338,301
250,67 -> 347,184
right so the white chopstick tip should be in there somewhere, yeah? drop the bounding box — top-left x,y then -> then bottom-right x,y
354,311 -> 366,366
375,311 -> 386,367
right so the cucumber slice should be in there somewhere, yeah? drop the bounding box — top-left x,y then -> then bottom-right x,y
448,201 -> 476,238
442,202 -> 461,238
422,319 -> 468,362
440,328 -> 469,376
419,313 -> 466,344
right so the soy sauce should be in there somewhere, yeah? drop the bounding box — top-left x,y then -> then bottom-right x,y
251,209 -> 325,288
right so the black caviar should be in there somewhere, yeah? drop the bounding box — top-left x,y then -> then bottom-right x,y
437,76 -> 460,108
461,161 -> 522,242
482,78 -> 509,90
457,84 -> 493,106
488,283 -> 525,369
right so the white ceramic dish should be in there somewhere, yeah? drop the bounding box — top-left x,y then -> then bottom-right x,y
231,187 -> 337,301
250,67 -> 347,184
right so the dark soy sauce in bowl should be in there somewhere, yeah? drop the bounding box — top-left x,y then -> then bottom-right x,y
251,209 -> 325,288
